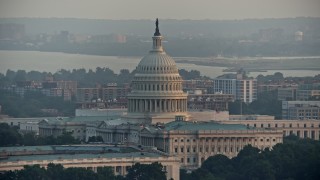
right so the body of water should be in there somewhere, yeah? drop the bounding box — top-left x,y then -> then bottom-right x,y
0,50 -> 319,78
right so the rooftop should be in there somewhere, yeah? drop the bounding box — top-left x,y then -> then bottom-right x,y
1,152 -> 162,162
0,146 -> 53,152
164,121 -> 250,131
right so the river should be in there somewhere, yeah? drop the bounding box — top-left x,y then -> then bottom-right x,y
0,50 -> 319,78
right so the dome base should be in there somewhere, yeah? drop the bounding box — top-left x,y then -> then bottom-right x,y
123,112 -> 190,124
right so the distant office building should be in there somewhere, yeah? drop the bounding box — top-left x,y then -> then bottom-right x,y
258,84 -> 284,93
297,90 -> 320,101
282,101 -> 320,120
236,79 -> 257,103
76,84 -> 130,108
213,71 -> 257,103
183,79 -> 214,90
296,83 -> 320,100
213,79 -> 237,95
187,90 -> 234,111
76,88 -> 100,103
278,87 -> 297,101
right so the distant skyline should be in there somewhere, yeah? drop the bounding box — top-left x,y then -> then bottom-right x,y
0,0 -> 320,20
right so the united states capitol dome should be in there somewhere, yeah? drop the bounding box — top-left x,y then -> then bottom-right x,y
126,19 -> 188,124
136,52 -> 179,74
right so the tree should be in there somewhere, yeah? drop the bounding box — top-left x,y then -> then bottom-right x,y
62,167 -> 97,180
56,132 -> 80,145
201,154 -> 234,178
17,165 -> 47,180
46,163 -> 64,180
14,70 -> 27,82
97,167 -> 118,180
189,168 -> 216,180
126,162 -> 166,180
0,170 -> 17,180
0,123 -> 22,146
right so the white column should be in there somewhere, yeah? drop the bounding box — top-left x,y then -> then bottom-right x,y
150,99 -> 152,112
183,99 -> 185,111
160,99 -> 162,112
164,99 -> 167,112
175,100 -> 178,112
154,99 -> 157,113
145,99 -> 147,112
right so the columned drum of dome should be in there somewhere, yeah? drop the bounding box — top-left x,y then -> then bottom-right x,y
126,19 -> 189,124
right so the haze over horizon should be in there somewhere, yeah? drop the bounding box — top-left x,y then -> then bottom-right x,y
1,0 -> 320,20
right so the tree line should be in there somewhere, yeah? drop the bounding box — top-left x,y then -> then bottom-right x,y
0,123 -> 79,147
0,90 -> 75,118
228,90 -> 282,119
0,68 -> 203,88
0,162 -> 167,180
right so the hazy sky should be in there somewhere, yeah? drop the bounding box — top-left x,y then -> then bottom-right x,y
0,0 -> 319,20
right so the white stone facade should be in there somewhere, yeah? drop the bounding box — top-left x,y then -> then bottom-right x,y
126,26 -> 188,124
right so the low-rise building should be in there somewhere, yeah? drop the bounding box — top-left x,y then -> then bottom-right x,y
187,92 -> 234,111
0,145 -> 179,180
220,117 -> 320,140
282,101 -> 320,120
139,119 -> 282,169
278,87 -> 297,101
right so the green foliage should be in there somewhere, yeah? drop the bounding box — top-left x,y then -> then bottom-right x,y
16,165 -> 47,180
201,154 -> 234,178
0,123 -> 22,146
1,68 -> 207,89
0,90 -> 75,117
0,123 -> 80,146
229,90 -> 282,119
181,136 -> 320,180
126,162 -> 167,180
179,69 -> 202,80
0,163 -> 166,180
63,167 -> 98,180
88,135 -> 104,143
